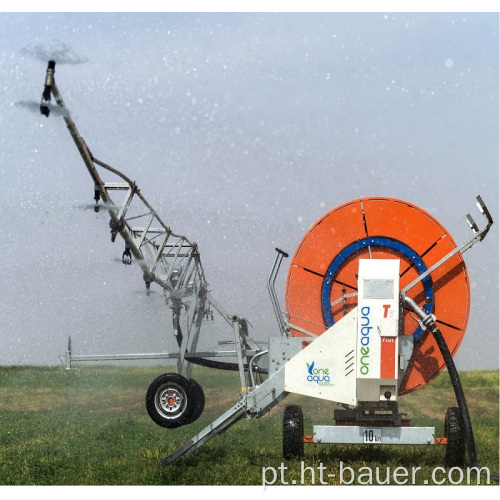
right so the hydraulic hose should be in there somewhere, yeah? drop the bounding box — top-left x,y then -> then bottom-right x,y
423,317 -> 500,483
186,355 -> 268,374
404,296 -> 500,482
427,323 -> 478,467
403,297 -> 478,467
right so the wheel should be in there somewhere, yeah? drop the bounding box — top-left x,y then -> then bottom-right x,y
283,405 -> 304,459
444,407 -> 465,467
185,378 -> 205,425
146,373 -> 196,428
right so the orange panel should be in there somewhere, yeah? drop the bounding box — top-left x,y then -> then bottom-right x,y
293,200 -> 367,276
362,198 -> 446,256
380,337 -> 396,379
285,265 -> 327,337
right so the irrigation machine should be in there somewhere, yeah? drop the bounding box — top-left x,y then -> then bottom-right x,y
38,61 -> 494,469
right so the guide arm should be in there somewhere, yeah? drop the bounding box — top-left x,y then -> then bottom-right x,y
41,61 -> 207,297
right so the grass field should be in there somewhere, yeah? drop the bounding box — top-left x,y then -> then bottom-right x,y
0,365 -> 498,486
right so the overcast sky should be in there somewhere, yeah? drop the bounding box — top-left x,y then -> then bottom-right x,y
0,11 -> 498,372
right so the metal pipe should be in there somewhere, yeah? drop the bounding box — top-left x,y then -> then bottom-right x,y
248,349 -> 269,389
232,317 -> 247,393
267,248 -> 289,336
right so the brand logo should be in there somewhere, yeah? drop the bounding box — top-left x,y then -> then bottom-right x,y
306,361 -> 333,386
359,306 -> 371,375
383,304 -> 395,318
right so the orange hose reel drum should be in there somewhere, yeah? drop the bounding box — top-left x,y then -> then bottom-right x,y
285,197 -> 470,395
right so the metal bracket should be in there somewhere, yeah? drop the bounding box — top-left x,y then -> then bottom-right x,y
401,195 -> 493,294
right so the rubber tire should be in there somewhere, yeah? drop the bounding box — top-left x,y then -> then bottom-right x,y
146,373 -> 195,428
444,407 -> 466,467
185,378 -> 205,425
283,405 -> 304,459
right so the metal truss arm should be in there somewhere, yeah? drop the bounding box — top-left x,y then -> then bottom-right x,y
41,60 -> 207,302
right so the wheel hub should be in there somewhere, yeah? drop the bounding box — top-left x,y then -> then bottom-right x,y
156,384 -> 186,418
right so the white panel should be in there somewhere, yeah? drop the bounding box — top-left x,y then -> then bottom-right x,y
313,425 -> 436,445
357,259 -> 400,383
284,308 -> 358,405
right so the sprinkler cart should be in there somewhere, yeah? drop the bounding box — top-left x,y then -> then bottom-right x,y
39,60 -> 493,469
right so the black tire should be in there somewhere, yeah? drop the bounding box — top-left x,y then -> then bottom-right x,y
444,406 -> 466,467
146,373 -> 195,428
283,405 -> 304,459
185,378 -> 205,425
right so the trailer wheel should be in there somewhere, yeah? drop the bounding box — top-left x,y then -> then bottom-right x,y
283,405 -> 304,459
146,373 -> 195,428
444,407 -> 465,467
185,378 -> 205,425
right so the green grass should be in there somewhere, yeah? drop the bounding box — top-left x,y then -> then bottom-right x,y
0,365 -> 498,485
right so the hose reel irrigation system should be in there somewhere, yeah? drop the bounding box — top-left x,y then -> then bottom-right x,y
39,61 -> 495,471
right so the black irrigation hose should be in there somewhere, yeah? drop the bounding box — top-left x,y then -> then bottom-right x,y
404,296 -> 498,482
426,322 -> 478,467
425,320 -> 499,483
186,355 -> 268,374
